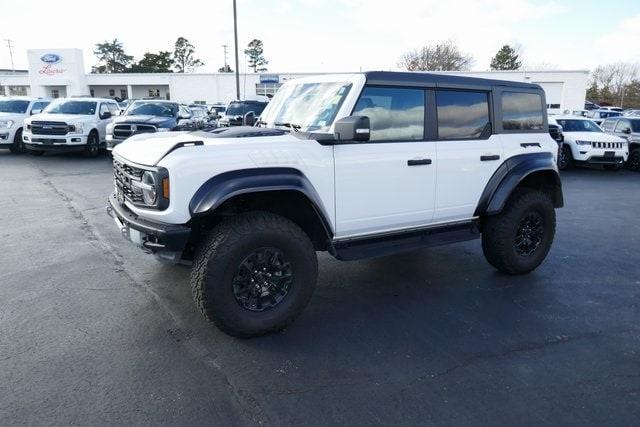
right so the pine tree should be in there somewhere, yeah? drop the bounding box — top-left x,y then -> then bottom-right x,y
490,45 -> 522,71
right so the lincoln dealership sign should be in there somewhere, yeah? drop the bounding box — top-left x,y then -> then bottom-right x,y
38,53 -> 66,76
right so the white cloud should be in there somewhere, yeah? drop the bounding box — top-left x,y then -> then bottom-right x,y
594,14 -> 640,64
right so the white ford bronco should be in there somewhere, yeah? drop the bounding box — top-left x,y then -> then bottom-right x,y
108,72 -> 563,337
23,97 -> 120,157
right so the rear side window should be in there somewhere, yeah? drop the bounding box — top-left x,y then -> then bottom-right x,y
353,86 -> 424,141
501,92 -> 544,131
436,90 -> 490,140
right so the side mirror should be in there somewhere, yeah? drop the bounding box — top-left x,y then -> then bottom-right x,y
243,111 -> 256,126
100,111 -> 112,120
624,128 -> 632,134
334,116 -> 370,142
31,108 -> 42,115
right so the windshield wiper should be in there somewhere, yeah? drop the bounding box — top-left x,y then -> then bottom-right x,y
274,122 -> 301,132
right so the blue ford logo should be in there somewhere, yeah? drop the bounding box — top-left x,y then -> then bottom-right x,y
40,53 -> 62,64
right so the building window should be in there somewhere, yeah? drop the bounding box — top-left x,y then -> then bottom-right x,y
120,89 -> 127,99
90,89 -> 95,97
8,86 -> 28,96
148,88 -> 160,98
502,92 -> 544,131
547,103 -> 560,109
255,83 -> 281,97
353,86 -> 425,141
436,90 -> 490,139
108,89 -> 115,97
51,89 -> 60,98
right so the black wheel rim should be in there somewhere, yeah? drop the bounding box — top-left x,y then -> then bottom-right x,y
232,247 -> 293,312
559,146 -> 568,169
514,211 -> 544,257
90,136 -> 98,154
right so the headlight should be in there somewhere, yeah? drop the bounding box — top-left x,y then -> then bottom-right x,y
575,140 -> 592,146
140,171 -> 157,205
106,123 -> 114,133
0,120 -> 15,129
68,123 -> 84,134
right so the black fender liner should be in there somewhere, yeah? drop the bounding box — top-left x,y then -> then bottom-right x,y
474,152 -> 563,217
189,167 -> 334,235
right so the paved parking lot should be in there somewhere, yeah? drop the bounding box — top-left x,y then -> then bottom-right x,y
1,150 -> 639,425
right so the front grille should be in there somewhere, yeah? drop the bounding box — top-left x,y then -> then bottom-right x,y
113,123 -> 157,139
31,121 -> 69,136
113,158 -> 145,204
592,141 -> 623,149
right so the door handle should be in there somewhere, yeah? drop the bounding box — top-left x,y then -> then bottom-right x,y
407,158 -> 432,166
520,143 -> 541,148
480,155 -> 500,161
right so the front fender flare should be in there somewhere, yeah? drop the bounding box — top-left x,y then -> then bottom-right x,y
188,167 -> 333,233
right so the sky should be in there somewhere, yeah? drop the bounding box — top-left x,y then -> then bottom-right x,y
1,0 -> 639,74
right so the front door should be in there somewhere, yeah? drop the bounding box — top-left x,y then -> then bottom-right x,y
334,86 -> 436,238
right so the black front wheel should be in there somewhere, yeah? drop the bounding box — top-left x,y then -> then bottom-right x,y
84,132 -> 100,157
191,212 -> 318,337
9,128 -> 24,154
558,144 -> 572,170
626,149 -> 640,171
482,189 -> 556,275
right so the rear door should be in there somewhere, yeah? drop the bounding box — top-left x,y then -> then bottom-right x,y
334,86 -> 437,238
614,118 -> 632,140
433,88 -> 503,222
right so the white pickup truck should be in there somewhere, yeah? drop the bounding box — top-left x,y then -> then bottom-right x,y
0,97 -> 51,153
23,97 -> 120,156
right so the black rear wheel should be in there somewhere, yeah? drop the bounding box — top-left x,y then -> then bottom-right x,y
9,128 -> 24,154
482,189 -> 556,275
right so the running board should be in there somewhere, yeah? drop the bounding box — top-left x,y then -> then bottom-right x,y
332,221 -> 480,261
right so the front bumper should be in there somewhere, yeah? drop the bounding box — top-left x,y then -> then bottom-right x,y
23,132 -> 89,152
573,147 -> 628,164
106,135 -> 124,151
107,193 -> 191,256
0,128 -> 17,148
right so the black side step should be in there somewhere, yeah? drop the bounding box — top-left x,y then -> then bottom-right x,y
332,221 -> 480,261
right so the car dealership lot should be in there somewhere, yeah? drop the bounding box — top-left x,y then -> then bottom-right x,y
1,152 -> 639,425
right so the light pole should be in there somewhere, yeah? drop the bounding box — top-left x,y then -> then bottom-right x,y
233,0 -> 240,100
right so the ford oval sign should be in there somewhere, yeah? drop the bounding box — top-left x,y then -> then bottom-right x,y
40,53 -> 62,64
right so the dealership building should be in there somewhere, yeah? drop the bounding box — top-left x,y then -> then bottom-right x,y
0,48 -> 588,112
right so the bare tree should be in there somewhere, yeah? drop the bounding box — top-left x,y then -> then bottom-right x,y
591,62 -> 639,107
398,40 -> 473,71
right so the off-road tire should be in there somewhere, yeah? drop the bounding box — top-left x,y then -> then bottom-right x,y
85,131 -> 100,157
191,211 -> 318,338
558,144 -> 573,170
625,149 -> 640,171
9,128 -> 23,154
482,189 -> 556,275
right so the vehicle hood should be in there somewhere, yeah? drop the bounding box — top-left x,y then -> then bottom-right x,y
0,112 -> 25,122
565,132 -> 626,143
113,115 -> 176,126
113,126 -> 289,166
28,113 -> 93,123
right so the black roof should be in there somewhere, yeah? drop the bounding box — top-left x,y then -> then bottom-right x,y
364,71 -> 541,90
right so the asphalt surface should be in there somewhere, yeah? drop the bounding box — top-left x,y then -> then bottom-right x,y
1,150 -> 639,425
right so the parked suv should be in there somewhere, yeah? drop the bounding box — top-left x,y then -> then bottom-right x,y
551,116 -> 628,170
107,72 -> 563,337
0,97 -> 50,153
106,100 -> 195,150
601,117 -> 640,170
217,100 -> 268,127
23,97 -> 119,156
588,109 -> 622,125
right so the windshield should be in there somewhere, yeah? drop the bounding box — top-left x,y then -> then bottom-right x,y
226,102 -> 267,116
0,100 -> 30,113
44,100 -> 97,115
260,81 -> 352,132
126,102 -> 177,117
555,119 -> 602,132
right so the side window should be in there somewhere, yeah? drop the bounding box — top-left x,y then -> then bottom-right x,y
107,103 -> 119,115
99,103 -> 110,117
436,90 -> 490,139
501,92 -> 544,131
614,119 -> 631,133
31,101 -> 49,114
601,120 -> 615,131
353,86 -> 424,141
